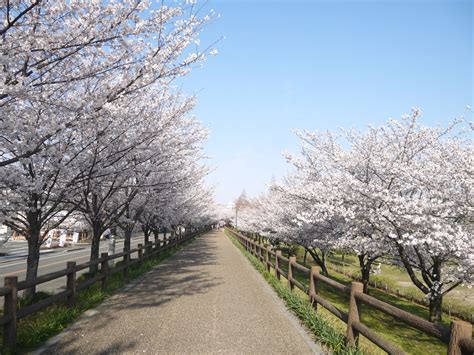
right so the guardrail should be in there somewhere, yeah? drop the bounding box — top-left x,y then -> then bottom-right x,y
227,228 -> 474,355
1,229 -> 205,349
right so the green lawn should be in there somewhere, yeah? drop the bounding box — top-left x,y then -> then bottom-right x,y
322,251 -> 474,321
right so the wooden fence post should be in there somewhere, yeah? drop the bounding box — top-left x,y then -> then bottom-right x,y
309,266 -> 319,311
448,320 -> 472,355
265,245 -> 271,272
347,282 -> 363,347
275,251 -> 282,280
137,244 -> 143,266
3,276 -> 18,349
66,261 -> 76,308
101,252 -> 108,290
288,256 -> 296,290
146,241 -> 152,255
157,240 -> 163,255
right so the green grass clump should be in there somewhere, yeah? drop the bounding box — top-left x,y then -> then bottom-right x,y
225,229 -> 361,355
1,236 -> 200,354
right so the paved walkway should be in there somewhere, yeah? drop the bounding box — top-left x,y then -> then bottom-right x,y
39,230 -> 322,354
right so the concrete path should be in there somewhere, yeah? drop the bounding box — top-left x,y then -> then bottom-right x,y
38,230 -> 322,354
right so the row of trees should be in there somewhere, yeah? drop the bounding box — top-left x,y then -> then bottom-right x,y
236,109 -> 473,323
0,1 -> 217,298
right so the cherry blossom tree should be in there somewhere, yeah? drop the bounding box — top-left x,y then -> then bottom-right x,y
1,1 -> 218,295
1,0 -> 215,167
238,109 -> 473,323
346,111 -> 474,322
288,110 -> 473,319
0,124 -> 84,298
286,129 -> 391,292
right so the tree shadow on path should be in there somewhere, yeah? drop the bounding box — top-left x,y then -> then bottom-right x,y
46,233 -> 223,354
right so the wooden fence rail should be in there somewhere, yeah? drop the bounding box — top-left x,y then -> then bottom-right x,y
1,229 -> 206,349
227,228 -> 474,355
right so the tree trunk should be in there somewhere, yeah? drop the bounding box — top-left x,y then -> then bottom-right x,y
358,255 -> 373,294
143,228 -> 150,245
306,248 -> 329,276
361,266 -> 371,294
320,251 -> 328,276
89,222 -> 102,273
320,260 -> 329,276
124,226 -> 132,254
396,243 -> 445,323
152,229 -> 159,244
24,231 -> 41,300
429,294 -> 443,323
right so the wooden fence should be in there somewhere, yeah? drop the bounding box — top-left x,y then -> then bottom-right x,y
0,229 -> 205,349
227,228 -> 474,355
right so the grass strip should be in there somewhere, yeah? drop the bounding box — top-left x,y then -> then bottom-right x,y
224,229 -> 362,355
1,235 -> 200,354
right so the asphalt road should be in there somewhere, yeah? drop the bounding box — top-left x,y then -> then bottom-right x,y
0,234 -> 162,295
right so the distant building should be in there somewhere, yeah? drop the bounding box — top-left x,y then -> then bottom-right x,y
11,212 -> 91,244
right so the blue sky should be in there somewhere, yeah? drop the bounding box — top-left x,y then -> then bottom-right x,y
178,0 -> 473,204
